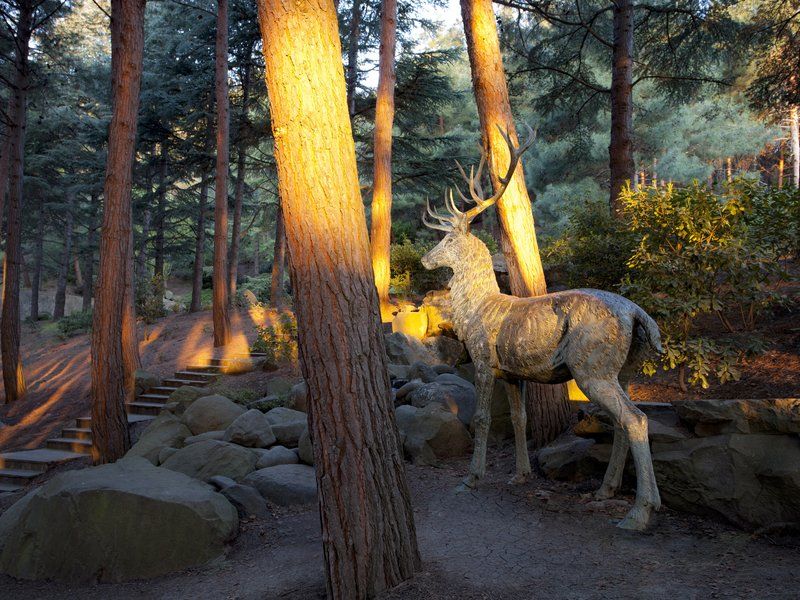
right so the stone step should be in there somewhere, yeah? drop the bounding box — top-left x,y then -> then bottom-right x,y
147,386 -> 179,396
62,427 -> 92,441
0,482 -> 23,493
186,364 -> 225,373
138,393 -> 170,403
173,370 -> 218,382
127,401 -> 164,416
163,378 -> 209,388
76,413 -> 156,429
0,468 -> 40,486
45,438 -> 93,455
76,416 -> 92,429
0,449 -> 86,472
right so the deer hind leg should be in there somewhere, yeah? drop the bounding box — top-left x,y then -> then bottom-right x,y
577,376 -> 661,531
504,380 -> 531,484
595,423 -> 629,500
457,368 -> 494,492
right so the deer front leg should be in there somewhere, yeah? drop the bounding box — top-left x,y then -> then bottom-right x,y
504,380 -> 531,484
456,368 -> 494,492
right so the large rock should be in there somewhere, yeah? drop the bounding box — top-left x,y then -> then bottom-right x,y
220,484 -> 269,518
422,335 -> 466,367
183,394 -> 246,435
674,398 -> 800,436
184,430 -> 225,445
407,373 -> 477,426
407,362 -> 439,383
395,404 -> 472,465
243,464 -> 317,506
161,440 -> 257,482
168,386 -> 207,414
536,434 -> 611,481
254,445 -> 299,469
134,370 -> 162,396
297,427 -> 314,465
653,433 -> 800,530
384,332 -> 434,366
224,409 -> 277,448
126,412 -> 191,464
287,381 -> 309,413
265,407 -> 307,447
0,457 -> 237,582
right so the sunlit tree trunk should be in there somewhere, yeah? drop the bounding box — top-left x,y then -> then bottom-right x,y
213,0 -> 231,346
190,174 -> 209,313
30,198 -> 44,321
791,106 -> 799,189
777,144 -> 784,189
609,0 -> 634,215
229,58 -> 251,301
1,0 -> 33,404
91,0 -> 146,462
461,0 -> 569,448
370,0 -> 397,322
53,193 -> 75,320
257,0 -> 420,596
346,0 -> 362,115
269,203 -> 286,306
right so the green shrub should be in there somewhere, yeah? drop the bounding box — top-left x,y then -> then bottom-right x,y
136,275 -> 166,323
251,310 -> 298,365
390,239 -> 449,297
57,310 -> 93,338
236,273 -> 272,304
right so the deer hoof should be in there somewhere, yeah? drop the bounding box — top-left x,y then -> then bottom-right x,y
454,475 -> 478,493
594,485 -> 616,500
616,504 -> 653,531
507,473 -> 528,485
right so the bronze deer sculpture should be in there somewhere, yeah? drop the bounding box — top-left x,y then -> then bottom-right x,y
421,126 -> 662,530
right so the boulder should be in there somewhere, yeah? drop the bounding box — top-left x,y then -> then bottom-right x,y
157,447 -> 178,464
134,370 -> 162,396
243,464 -> 317,506
184,430 -> 225,445
674,399 -> 800,436
0,457 -> 237,582
265,407 -> 307,447
220,484 -> 269,518
407,362 -> 439,384
536,434 -> 610,481
126,412 -> 191,464
653,433 -> 800,530
224,409 -> 277,448
407,373 -> 477,426
422,335 -> 466,366
223,357 -> 255,375
254,445 -> 300,469
395,379 -> 423,403
384,332 -> 434,366
266,376 -> 297,397
387,364 -> 411,381
208,475 -> 237,490
395,404 -> 472,465
297,427 -> 314,465
167,386 -> 207,414
161,440 -> 257,482
287,381 -> 309,413
241,289 -> 259,306
183,394 -> 246,435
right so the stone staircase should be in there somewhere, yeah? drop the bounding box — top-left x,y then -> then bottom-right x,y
0,353 -> 263,494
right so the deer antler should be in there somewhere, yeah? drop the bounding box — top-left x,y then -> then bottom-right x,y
454,124 -> 536,222
422,194 -> 457,232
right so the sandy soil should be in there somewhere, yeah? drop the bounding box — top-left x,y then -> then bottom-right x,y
1,447 -> 798,600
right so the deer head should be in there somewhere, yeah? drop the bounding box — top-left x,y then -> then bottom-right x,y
421,124 -> 535,271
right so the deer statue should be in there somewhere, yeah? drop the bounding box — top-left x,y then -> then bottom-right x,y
421,126 -> 662,530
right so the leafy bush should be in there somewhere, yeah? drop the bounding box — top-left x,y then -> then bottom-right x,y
251,310 -> 298,365
390,239 -> 448,297
136,275 -> 167,323
236,273 -> 272,304
57,309 -> 93,338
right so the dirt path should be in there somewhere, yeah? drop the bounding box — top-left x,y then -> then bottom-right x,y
2,448 -> 797,600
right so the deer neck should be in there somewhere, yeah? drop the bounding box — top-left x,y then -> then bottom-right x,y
447,246 -> 500,339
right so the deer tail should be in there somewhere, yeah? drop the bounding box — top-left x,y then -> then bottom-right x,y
634,307 -> 663,354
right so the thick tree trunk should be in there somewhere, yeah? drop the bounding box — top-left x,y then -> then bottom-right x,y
30,198 -> 44,322
136,205 -> 151,282
346,0 -> 362,115
253,229 -> 261,275
791,106 -> 799,189
370,0 -> 397,323
269,203 -> 286,307
213,0 -> 231,346
228,58 -> 251,301
608,0 -> 635,215
461,0 -> 569,448
153,143 -> 168,289
0,128 -> 11,223
73,255 -> 83,289
91,0 -> 146,462
257,1 -> 420,596
190,174 -> 209,313
1,0 -> 33,404
53,194 -> 75,320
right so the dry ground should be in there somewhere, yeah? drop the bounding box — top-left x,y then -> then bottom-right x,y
1,447 -> 798,600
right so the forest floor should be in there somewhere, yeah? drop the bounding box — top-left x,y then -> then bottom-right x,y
1,447 -> 798,599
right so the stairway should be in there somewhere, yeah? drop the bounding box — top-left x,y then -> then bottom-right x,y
0,352 -> 264,495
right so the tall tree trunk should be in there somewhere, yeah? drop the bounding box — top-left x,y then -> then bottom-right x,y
213,0 -> 231,346
73,255 -> 83,289
1,0 -> 33,404
82,200 -> 97,313
253,229 -> 260,275
228,56 -> 251,302
257,1 -> 420,596
346,0 -> 362,115
777,144 -> 784,189
136,205 -> 151,282
608,0 -> 634,215
153,142 -> 168,290
190,174 -> 209,313
0,125 -> 11,224
30,198 -> 44,322
53,194 -> 75,321
370,0 -> 397,323
461,0 -> 569,448
269,203 -> 286,307
791,106 -> 799,189
91,0 -> 146,462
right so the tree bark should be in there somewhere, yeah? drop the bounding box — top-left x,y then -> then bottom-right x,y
1,0 -> 33,404
91,0 -> 146,462
346,0 -> 362,115
30,198 -> 44,322
370,0 -> 397,323
791,106 -> 799,189
608,0 -> 635,215
190,174 -> 209,313
257,1 -> 420,596
269,203 -> 286,307
73,255 -> 83,289
53,194 -> 75,320
461,0 -> 569,448
213,0 -> 231,346
228,58 -> 251,301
